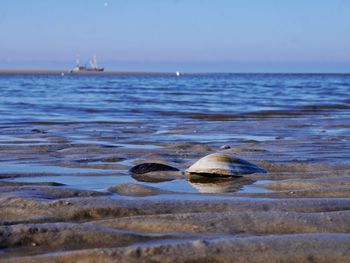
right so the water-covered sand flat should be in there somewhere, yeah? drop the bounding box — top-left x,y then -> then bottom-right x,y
1,74 -> 350,262
1,112 -> 350,262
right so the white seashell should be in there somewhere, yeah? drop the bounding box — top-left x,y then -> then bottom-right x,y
186,153 -> 266,177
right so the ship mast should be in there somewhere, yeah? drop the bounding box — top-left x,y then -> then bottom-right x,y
90,55 -> 98,69
76,57 -> 80,67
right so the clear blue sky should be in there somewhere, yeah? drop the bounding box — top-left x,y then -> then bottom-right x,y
0,0 -> 349,72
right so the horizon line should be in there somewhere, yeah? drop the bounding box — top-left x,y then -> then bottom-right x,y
0,69 -> 349,75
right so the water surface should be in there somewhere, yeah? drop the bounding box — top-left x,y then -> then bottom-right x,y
1,73 -> 349,196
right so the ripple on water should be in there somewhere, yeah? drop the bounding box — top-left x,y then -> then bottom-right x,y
0,162 -> 113,174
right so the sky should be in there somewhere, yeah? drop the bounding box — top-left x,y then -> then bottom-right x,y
0,0 -> 349,72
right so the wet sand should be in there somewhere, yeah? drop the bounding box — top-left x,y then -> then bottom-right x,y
1,109 -> 350,262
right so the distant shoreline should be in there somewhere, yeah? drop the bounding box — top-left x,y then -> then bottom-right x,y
0,69 -> 348,75
0,69 -> 177,76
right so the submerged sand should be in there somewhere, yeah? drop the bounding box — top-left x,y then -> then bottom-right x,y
0,110 -> 350,262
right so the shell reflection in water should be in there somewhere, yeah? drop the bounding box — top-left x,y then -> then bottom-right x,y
129,162 -> 182,183
188,174 -> 254,194
186,153 -> 266,177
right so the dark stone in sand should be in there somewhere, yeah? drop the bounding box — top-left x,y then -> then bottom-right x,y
129,163 -> 179,174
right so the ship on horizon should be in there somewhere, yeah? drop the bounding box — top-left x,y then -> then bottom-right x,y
70,56 -> 104,73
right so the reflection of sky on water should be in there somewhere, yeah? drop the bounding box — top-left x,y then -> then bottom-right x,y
3,171 -> 273,198
0,163 -> 110,174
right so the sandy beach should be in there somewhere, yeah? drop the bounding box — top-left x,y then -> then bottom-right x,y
1,96 -> 350,262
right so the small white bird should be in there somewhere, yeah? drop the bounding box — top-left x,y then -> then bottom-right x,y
104,2 -> 109,7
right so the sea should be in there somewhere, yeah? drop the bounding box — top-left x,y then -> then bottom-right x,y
0,73 -> 350,197
0,73 -> 349,124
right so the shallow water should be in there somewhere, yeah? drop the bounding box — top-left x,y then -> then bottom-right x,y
3,174 -> 273,194
0,162 -> 111,174
0,73 -> 350,197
